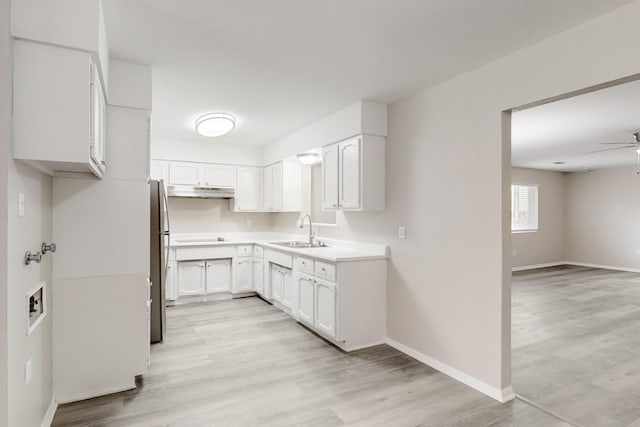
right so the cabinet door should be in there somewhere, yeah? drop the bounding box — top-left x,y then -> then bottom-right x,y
297,275 -> 314,326
169,162 -> 201,186
262,165 -> 273,210
271,162 -> 284,210
281,268 -> 294,309
315,279 -> 337,338
236,167 -> 261,211
253,258 -> 264,295
177,261 -> 205,296
322,144 -> 339,210
165,260 -> 177,301
90,63 -> 106,173
233,257 -> 253,292
339,138 -> 361,209
203,165 -> 235,188
271,265 -> 283,302
206,259 -> 231,293
150,160 -> 169,182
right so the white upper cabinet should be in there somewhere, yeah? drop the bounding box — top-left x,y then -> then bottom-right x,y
322,144 -> 339,210
263,159 -> 302,212
13,40 -> 106,178
322,135 -> 385,211
150,160 -> 169,183
203,164 -> 235,188
168,162 -> 235,188
234,167 -> 261,212
169,162 -> 200,186
12,0 -> 109,94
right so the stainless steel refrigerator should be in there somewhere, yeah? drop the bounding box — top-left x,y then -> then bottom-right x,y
150,180 -> 170,343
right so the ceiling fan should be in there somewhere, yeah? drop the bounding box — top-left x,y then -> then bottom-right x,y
582,131 -> 640,155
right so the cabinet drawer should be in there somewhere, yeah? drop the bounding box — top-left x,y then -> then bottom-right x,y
175,246 -> 236,261
315,261 -> 336,282
253,245 -> 264,259
236,245 -> 253,257
294,256 -> 314,275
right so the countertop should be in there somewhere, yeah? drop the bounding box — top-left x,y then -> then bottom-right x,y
169,232 -> 389,262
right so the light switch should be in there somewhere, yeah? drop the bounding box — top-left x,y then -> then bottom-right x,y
398,226 -> 406,239
18,192 -> 24,217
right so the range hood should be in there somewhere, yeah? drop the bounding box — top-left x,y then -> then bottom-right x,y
166,185 -> 235,199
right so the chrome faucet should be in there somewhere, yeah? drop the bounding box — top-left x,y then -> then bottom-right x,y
297,213 -> 314,245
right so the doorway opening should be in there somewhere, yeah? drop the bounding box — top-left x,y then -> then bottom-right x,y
507,74 -> 640,426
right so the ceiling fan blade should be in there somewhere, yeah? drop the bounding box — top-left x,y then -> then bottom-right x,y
582,145 -> 637,155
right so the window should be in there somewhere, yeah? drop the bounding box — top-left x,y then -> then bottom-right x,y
511,184 -> 538,232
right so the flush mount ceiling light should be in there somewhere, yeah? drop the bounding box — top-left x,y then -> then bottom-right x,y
195,113 -> 236,137
297,152 -> 320,165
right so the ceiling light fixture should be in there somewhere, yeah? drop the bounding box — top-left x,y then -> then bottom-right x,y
297,152 -> 320,165
195,113 -> 236,137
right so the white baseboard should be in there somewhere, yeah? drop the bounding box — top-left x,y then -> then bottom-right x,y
512,261 -> 640,274
564,261 -> 640,274
386,338 -> 515,403
41,397 -> 58,427
511,262 -> 565,272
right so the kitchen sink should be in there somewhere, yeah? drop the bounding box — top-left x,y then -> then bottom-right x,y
269,241 -> 326,249
174,237 -> 225,243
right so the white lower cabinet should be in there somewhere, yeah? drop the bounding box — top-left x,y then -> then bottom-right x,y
253,258 -> 264,295
177,261 -> 205,296
281,268 -> 294,310
166,249 -> 177,301
314,278 -> 337,338
296,274 -> 315,327
206,259 -> 231,293
233,257 -> 253,293
271,264 -> 284,302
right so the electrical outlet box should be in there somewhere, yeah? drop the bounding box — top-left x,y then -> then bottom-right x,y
398,226 -> 406,239
246,220 -> 252,228
25,358 -> 31,384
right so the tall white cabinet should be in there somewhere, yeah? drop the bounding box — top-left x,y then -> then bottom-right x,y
322,135 -> 385,211
51,60 -> 152,404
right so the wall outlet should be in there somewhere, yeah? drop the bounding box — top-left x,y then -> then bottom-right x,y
246,219 -> 252,229
18,192 -> 24,217
25,358 -> 31,384
513,249 -> 517,256
398,226 -> 406,239
636,249 -> 640,256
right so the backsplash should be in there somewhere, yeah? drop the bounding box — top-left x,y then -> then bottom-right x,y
168,197 -> 273,234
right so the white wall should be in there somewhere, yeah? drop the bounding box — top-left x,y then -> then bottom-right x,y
268,0 -> 640,397
7,163 -> 53,426
168,198 -> 273,234
152,138 -> 263,166
2,0 -> 55,423
565,166 -> 640,270
511,167 -> 565,268
0,0 -> 10,423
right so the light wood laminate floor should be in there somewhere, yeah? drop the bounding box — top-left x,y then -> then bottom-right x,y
53,297 -> 568,426
512,265 -> 640,427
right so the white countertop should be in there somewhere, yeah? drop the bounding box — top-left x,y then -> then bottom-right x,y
169,232 -> 389,262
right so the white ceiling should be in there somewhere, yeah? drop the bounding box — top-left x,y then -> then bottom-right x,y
512,79 -> 640,172
102,0 -> 633,148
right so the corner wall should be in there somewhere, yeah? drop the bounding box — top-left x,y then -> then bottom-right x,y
511,167 -> 565,268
